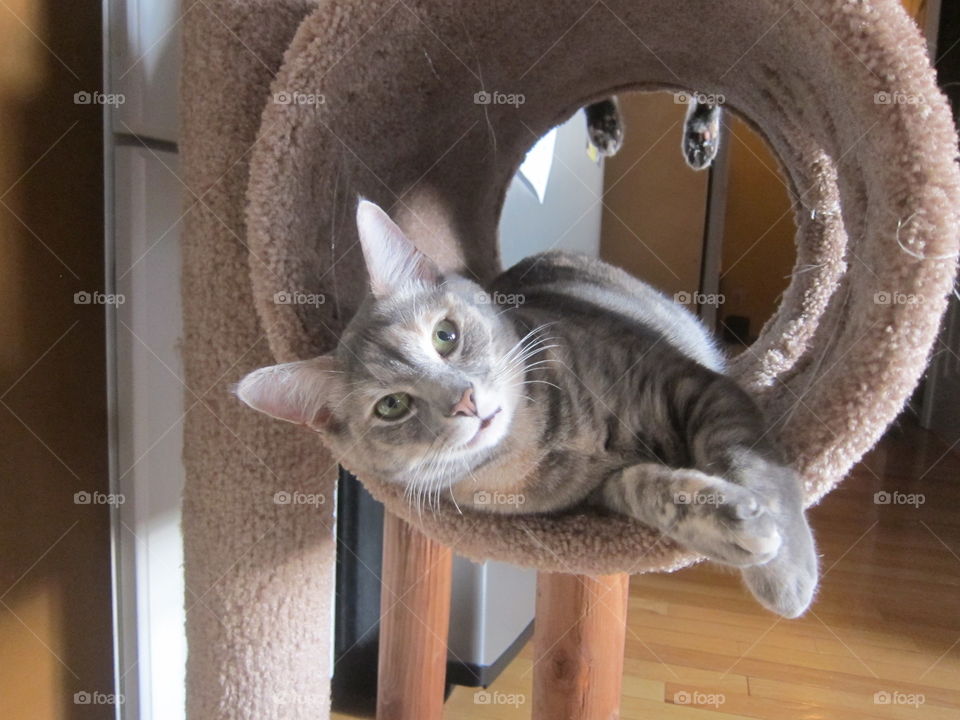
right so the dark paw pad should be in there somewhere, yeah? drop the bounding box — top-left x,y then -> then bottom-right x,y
589,118 -> 623,157
683,127 -> 719,170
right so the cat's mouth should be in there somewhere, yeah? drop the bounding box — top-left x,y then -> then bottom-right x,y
467,408 -> 502,447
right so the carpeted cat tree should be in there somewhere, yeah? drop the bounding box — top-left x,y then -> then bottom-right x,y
180,0 -> 960,718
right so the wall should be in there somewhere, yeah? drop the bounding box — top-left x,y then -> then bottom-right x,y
0,2 -> 112,719
716,117 -> 795,340
599,92 -> 708,299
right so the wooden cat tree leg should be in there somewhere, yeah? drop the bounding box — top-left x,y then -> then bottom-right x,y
532,572 -> 630,720
377,513 -> 453,720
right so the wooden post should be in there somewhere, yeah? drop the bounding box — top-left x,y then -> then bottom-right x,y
377,513 -> 453,720
532,572 -> 629,720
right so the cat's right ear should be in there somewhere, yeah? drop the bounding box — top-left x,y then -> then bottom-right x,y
235,356 -> 340,431
356,199 -> 439,297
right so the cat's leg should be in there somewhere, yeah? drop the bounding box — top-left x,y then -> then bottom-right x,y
594,463 -> 782,567
679,376 -> 819,618
585,97 -> 624,157
682,99 -> 722,170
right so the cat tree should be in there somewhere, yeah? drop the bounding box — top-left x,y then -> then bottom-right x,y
180,0 -> 959,718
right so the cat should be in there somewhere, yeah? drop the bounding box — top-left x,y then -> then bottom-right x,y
585,95 -> 723,170
237,200 -> 818,618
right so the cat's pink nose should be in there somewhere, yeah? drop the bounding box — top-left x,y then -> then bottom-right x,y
450,387 -> 477,417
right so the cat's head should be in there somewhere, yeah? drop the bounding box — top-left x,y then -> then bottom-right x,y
236,200 -> 523,487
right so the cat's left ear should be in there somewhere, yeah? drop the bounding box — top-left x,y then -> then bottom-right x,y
356,199 -> 439,297
235,356 -> 341,431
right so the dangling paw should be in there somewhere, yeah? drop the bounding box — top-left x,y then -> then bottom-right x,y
682,102 -> 722,170
741,510 -> 819,618
585,98 -> 624,157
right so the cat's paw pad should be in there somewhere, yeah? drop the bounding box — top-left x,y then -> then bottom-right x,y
588,117 -> 624,157
672,480 -> 781,567
683,125 -> 719,170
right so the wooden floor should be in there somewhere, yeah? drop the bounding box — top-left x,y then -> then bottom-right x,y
334,420 -> 960,719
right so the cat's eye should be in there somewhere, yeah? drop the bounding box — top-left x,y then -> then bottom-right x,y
374,392 -> 412,420
432,319 -> 459,356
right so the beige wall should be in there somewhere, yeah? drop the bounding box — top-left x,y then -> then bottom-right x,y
716,117 -> 795,339
0,3 -> 112,718
599,92 -> 708,299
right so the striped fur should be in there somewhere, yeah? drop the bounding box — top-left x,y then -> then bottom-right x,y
238,206 -> 818,617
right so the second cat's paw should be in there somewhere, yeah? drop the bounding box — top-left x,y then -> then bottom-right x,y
588,119 -> 623,157
683,125 -> 720,170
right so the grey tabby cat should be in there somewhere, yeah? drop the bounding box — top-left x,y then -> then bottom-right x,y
585,95 -> 723,170
238,200 -> 818,618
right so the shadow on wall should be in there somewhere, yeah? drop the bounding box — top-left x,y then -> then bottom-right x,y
0,2 -> 113,719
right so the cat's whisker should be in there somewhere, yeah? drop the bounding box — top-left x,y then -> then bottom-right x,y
511,379 -> 562,391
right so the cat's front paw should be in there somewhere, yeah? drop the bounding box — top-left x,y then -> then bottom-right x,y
670,478 -> 781,567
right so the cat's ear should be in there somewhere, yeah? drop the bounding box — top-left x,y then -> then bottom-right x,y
356,199 -> 439,297
235,356 -> 341,431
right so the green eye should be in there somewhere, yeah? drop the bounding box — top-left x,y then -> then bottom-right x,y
374,392 -> 412,420
432,319 -> 459,356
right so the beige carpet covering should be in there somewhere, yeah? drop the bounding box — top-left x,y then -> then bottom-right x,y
181,0 -> 959,717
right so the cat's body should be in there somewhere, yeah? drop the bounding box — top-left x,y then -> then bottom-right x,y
238,202 -> 818,618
